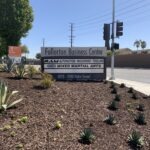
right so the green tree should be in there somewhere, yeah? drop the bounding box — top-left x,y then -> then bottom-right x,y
21,45 -> 29,58
0,0 -> 34,56
134,40 -> 140,50
36,53 -> 41,59
140,41 -> 147,50
0,37 -> 7,57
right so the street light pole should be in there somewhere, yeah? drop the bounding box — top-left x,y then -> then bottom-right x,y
110,0 -> 115,80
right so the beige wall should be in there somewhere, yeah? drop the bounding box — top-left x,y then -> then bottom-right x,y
107,54 -> 150,68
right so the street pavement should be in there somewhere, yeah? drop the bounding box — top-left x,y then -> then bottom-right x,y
107,68 -> 150,84
107,68 -> 150,95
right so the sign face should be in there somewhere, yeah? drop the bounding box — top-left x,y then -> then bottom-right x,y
41,47 -> 106,81
9,56 -> 21,64
8,46 -> 22,57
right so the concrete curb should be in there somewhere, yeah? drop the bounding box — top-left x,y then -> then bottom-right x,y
107,78 -> 150,95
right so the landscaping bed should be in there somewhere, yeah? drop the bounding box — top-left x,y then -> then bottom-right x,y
0,72 -> 150,150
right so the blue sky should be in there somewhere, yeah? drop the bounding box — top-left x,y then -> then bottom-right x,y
21,0 -> 150,58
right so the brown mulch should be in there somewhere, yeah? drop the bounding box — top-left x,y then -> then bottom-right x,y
0,72 -> 150,150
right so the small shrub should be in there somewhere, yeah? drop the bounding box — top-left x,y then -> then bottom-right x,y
41,73 -> 54,89
114,94 -> 121,101
0,64 -> 5,72
0,81 -> 23,111
108,101 -> 119,111
104,114 -> 117,125
55,121 -> 62,129
143,95 -> 148,99
10,131 -> 16,137
27,65 -> 37,79
135,113 -> 146,125
12,64 -> 27,79
18,116 -> 28,123
103,80 -> 108,84
16,144 -> 23,149
128,130 -> 144,148
132,93 -> 138,100
110,82 -> 115,89
111,87 -> 117,94
137,104 -> 145,111
128,87 -> 134,93
120,83 -> 125,88
79,128 -> 95,144
3,125 -> 11,131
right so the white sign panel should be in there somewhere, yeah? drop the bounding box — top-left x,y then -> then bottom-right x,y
41,47 -> 106,81
41,47 -> 106,57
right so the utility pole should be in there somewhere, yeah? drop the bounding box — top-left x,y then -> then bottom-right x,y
42,38 -> 45,48
70,23 -> 74,48
110,0 -> 115,80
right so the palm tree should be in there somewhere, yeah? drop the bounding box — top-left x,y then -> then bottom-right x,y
140,41 -> 147,50
134,40 -> 140,50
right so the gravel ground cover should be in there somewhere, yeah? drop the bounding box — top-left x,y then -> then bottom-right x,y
0,72 -> 150,150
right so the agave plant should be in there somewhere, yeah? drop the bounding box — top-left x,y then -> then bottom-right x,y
128,130 -> 144,148
0,81 -> 23,111
114,94 -> 121,102
137,104 -> 145,111
104,114 -> 117,125
12,64 -> 27,79
80,128 -> 95,144
108,100 -> 119,111
2,59 -> 15,73
135,113 -> 146,125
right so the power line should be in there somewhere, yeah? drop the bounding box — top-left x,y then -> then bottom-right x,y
76,10 -> 150,37
75,0 -> 135,24
75,3 -> 150,35
76,0 -> 148,26
76,0 -> 150,29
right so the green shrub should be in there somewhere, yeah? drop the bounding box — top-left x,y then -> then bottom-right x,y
110,82 -> 115,89
27,65 -> 37,79
18,116 -> 28,123
114,94 -> 121,101
0,81 -> 23,111
3,125 -> 11,131
132,93 -> 138,100
16,144 -> 23,149
0,64 -> 5,71
41,73 -> 54,89
80,128 -> 95,144
120,83 -> 125,88
55,121 -> 62,129
10,131 -> 16,137
108,100 -> 119,111
135,113 -> 146,125
104,114 -> 117,125
12,64 -> 27,79
137,104 -> 145,111
111,87 -> 117,94
128,130 -> 144,148
128,87 -> 134,93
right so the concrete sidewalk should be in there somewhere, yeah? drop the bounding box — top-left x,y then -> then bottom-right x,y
108,78 -> 150,96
